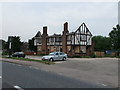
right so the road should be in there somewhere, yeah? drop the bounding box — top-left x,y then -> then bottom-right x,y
2,61 -> 110,89
26,56 -> 118,87
0,61 -> 2,90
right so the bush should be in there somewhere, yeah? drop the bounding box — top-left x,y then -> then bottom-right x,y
37,54 -> 46,56
68,56 -> 81,58
81,56 -> 91,58
116,56 -> 120,58
2,51 -> 9,55
91,54 -> 96,58
68,55 -> 91,58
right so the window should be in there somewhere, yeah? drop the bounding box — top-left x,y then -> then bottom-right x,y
56,53 -> 59,55
36,38 -> 41,44
55,37 -> 59,42
49,53 -> 55,55
50,38 -> 54,42
47,38 -> 49,43
59,37 -> 62,41
80,46 -> 86,53
81,35 -> 86,41
67,35 -> 71,40
60,52 -> 64,55
60,52 -> 62,55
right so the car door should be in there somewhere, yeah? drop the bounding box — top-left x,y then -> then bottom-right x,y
54,52 -> 59,60
59,52 -> 63,60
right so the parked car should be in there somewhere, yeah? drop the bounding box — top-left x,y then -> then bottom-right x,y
12,52 -> 25,58
42,52 -> 67,61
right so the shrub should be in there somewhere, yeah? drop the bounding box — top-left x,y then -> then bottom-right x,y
2,51 -> 9,55
91,54 -> 96,58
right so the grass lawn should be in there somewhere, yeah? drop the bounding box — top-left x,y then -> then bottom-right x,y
2,56 -> 55,65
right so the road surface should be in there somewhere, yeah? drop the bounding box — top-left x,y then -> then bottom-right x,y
2,61 -> 110,89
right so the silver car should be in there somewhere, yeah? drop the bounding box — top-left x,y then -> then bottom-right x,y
42,52 -> 67,61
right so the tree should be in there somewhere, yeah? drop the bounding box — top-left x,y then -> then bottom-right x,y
28,38 -> 36,52
0,39 -> 8,50
92,36 -> 111,51
8,36 -> 22,53
0,40 -> 4,50
109,24 -> 120,56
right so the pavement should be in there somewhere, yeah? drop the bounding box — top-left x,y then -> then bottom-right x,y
1,56 -> 119,88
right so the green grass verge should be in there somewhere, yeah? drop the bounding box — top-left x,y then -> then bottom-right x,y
3,57 -> 55,65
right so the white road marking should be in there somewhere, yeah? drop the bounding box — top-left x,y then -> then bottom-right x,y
45,70 -> 49,72
101,84 -> 107,86
0,76 -> 2,79
29,66 -> 39,70
97,82 -> 107,87
29,66 -> 32,68
14,85 -> 24,90
58,73 -> 62,75
17,65 -> 22,66
34,67 -> 39,70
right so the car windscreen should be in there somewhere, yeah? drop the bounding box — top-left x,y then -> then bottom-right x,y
49,53 -> 55,55
60,52 -> 65,55
14,52 -> 19,54
19,52 -> 24,54
14,52 -> 24,54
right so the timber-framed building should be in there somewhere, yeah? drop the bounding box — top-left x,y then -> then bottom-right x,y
34,22 -> 94,56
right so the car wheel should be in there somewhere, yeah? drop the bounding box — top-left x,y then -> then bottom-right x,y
49,58 -> 54,62
63,57 -> 66,61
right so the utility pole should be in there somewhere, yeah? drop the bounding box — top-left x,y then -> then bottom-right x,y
34,38 -> 37,55
8,36 -> 12,57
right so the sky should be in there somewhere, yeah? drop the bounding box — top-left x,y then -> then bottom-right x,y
0,1 -> 119,42
118,1 -> 120,25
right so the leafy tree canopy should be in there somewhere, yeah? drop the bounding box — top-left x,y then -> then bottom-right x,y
28,38 -> 36,52
109,24 -> 120,55
8,36 -> 22,53
92,36 -> 111,51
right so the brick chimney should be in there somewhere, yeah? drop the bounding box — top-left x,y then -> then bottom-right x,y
62,22 -> 68,53
64,22 -> 68,33
43,26 -> 47,35
41,26 -> 48,54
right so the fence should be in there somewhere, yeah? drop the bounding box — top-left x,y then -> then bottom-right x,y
94,51 -> 116,57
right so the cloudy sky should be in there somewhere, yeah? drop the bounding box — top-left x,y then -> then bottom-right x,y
1,1 -> 118,42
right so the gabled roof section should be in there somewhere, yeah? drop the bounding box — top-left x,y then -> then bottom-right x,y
35,31 -> 41,37
48,33 -> 62,38
75,23 -> 92,36
67,32 -> 75,35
